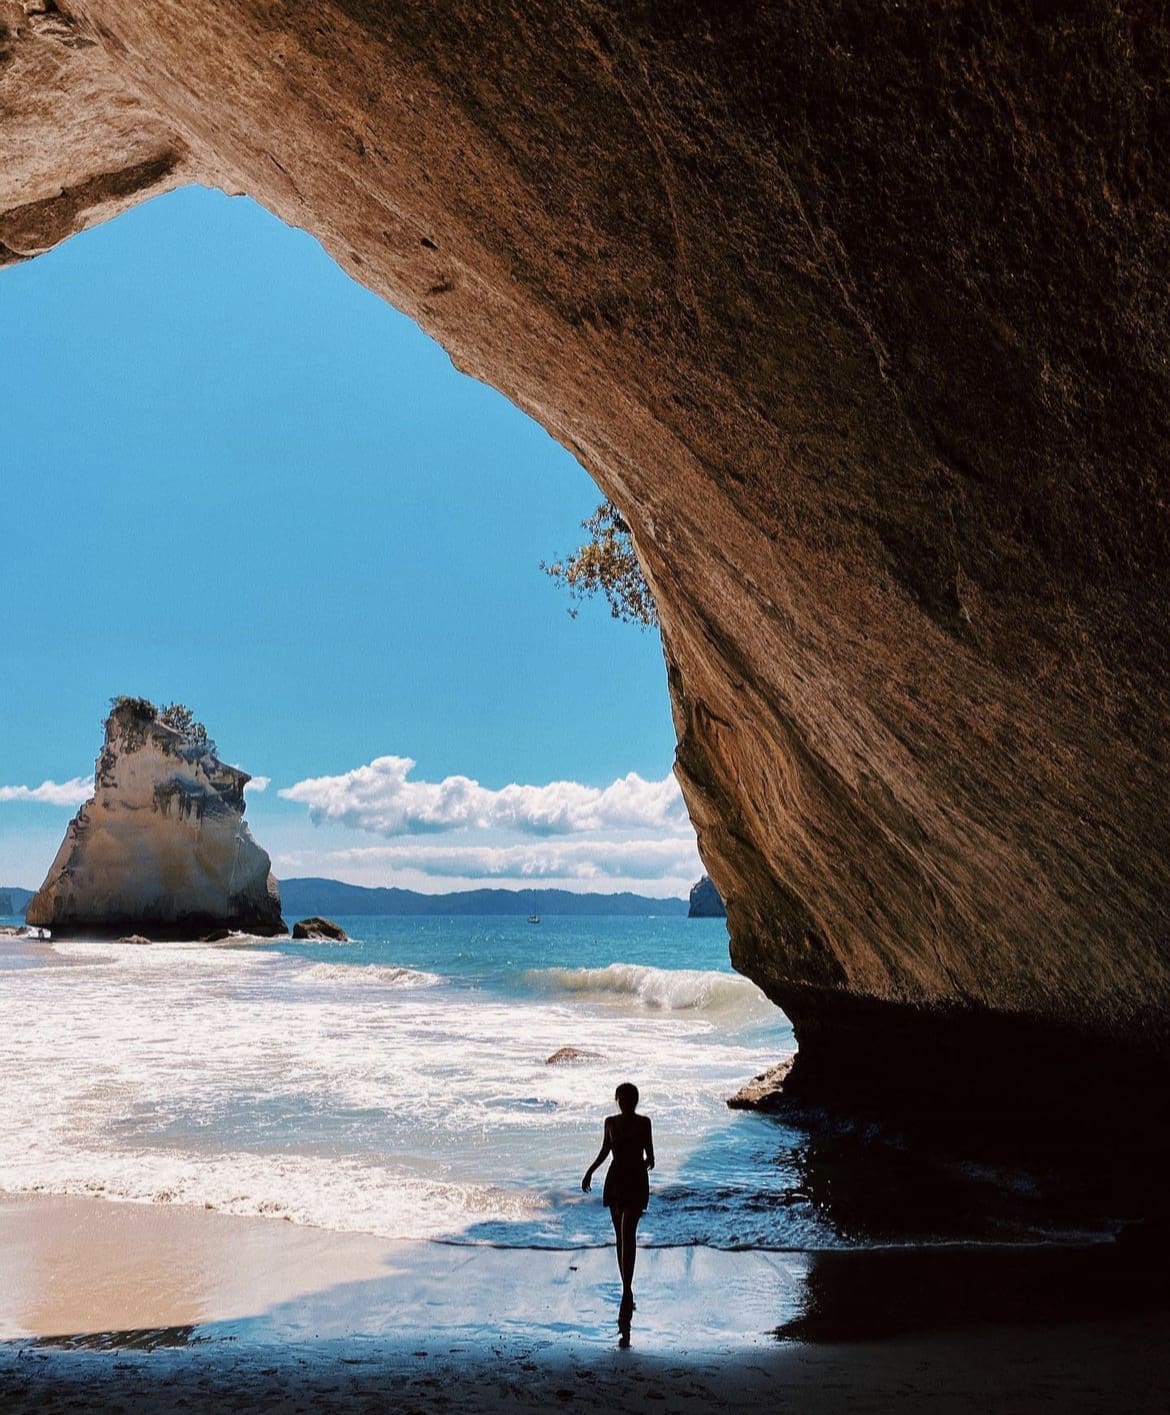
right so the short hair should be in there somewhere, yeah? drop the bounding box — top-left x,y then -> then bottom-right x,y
615,1082 -> 639,1112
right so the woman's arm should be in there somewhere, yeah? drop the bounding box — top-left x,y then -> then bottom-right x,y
581,1119 -> 612,1192
644,1117 -> 655,1171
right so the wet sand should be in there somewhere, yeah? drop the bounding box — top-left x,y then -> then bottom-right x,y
1,1192 -> 1168,1412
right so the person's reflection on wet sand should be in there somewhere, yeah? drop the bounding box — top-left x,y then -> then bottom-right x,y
582,1082 -> 655,1345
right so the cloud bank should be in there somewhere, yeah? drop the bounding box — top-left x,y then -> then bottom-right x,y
0,777 -> 91,807
279,757 -> 689,838
276,836 -> 703,883
274,754 -> 702,893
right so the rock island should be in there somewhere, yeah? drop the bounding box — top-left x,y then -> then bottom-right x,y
26,698 -> 285,939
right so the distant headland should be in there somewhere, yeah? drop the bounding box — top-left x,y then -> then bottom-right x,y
278,879 -> 691,918
1,877 -> 710,923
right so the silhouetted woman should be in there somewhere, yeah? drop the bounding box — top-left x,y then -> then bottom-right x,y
582,1082 -> 654,1337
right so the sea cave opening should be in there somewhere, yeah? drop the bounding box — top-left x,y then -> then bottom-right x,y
2,184 -> 830,1265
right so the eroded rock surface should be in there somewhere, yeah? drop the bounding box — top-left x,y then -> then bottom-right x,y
27,702 -> 285,939
5,3 -> 1169,1118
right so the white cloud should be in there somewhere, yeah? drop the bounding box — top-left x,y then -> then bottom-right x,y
275,835 -> 703,883
0,776 -> 91,807
244,775 -> 270,794
279,756 -> 689,838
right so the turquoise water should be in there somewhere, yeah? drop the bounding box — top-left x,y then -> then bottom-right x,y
1,914 -> 1103,1250
2,915 -> 834,1250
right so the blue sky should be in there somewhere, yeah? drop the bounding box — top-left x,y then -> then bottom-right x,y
0,187 -> 698,895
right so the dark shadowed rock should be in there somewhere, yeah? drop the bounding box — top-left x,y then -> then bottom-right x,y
545,1047 -> 603,1066
5,4 -> 1169,1129
292,917 -> 349,942
688,876 -> 726,919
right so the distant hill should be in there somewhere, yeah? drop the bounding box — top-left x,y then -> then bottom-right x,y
688,875 -> 727,918
279,878 -> 689,918
0,886 -> 34,917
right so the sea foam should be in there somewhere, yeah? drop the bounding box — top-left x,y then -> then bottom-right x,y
0,921 -> 800,1249
300,961 -> 442,989
524,962 -> 773,1022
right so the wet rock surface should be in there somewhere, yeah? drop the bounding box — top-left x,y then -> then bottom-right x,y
727,1060 -> 795,1112
4,3 -> 1169,1120
545,1047 -> 603,1066
292,917 -> 349,942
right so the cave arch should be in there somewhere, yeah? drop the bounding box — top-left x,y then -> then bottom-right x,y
4,1 -> 1168,1120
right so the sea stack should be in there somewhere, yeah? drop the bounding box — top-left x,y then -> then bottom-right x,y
688,876 -> 727,919
26,698 -> 285,939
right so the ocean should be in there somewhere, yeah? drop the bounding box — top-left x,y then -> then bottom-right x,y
0,916 -> 827,1251
0,915 -> 1111,1253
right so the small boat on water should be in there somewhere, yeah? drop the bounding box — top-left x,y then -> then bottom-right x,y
527,914 -> 541,924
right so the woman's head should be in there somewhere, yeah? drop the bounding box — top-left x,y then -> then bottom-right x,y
615,1082 -> 639,1114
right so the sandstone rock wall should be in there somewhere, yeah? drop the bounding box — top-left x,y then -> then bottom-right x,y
4,3 -> 1168,1112
27,703 -> 284,938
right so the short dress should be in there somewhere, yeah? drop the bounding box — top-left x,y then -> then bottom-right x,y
601,1116 -> 651,1214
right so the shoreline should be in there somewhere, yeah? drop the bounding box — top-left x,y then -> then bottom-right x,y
2,1193 -> 1169,1412
0,1192 -> 805,1346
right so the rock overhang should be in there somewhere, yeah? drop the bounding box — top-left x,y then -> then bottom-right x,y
3,1 -> 1168,1120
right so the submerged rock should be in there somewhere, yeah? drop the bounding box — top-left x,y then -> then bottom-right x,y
119,935 -> 152,946
26,701 -> 285,940
688,876 -> 726,919
291,916 -> 348,942
545,1047 -> 603,1065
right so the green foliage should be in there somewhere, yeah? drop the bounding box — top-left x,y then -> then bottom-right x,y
542,500 -> 658,629
109,695 -> 157,723
107,696 -> 209,746
159,701 -> 210,745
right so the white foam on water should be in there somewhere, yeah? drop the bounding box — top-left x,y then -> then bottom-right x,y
0,1145 -> 546,1241
526,962 -> 775,1023
0,935 -> 795,1246
300,961 -> 443,988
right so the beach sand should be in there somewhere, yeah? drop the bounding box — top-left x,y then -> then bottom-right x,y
2,1192 -> 1168,1412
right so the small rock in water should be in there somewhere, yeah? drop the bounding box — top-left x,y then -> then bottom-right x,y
545,1046 -> 603,1065
726,1058 -> 795,1111
201,927 -> 233,943
119,935 -> 152,946
292,916 -> 349,941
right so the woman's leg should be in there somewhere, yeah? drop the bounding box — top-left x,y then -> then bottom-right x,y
619,1211 -> 640,1297
609,1206 -> 623,1281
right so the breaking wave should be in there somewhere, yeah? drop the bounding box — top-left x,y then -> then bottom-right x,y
523,962 -> 773,1022
299,961 -> 442,989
